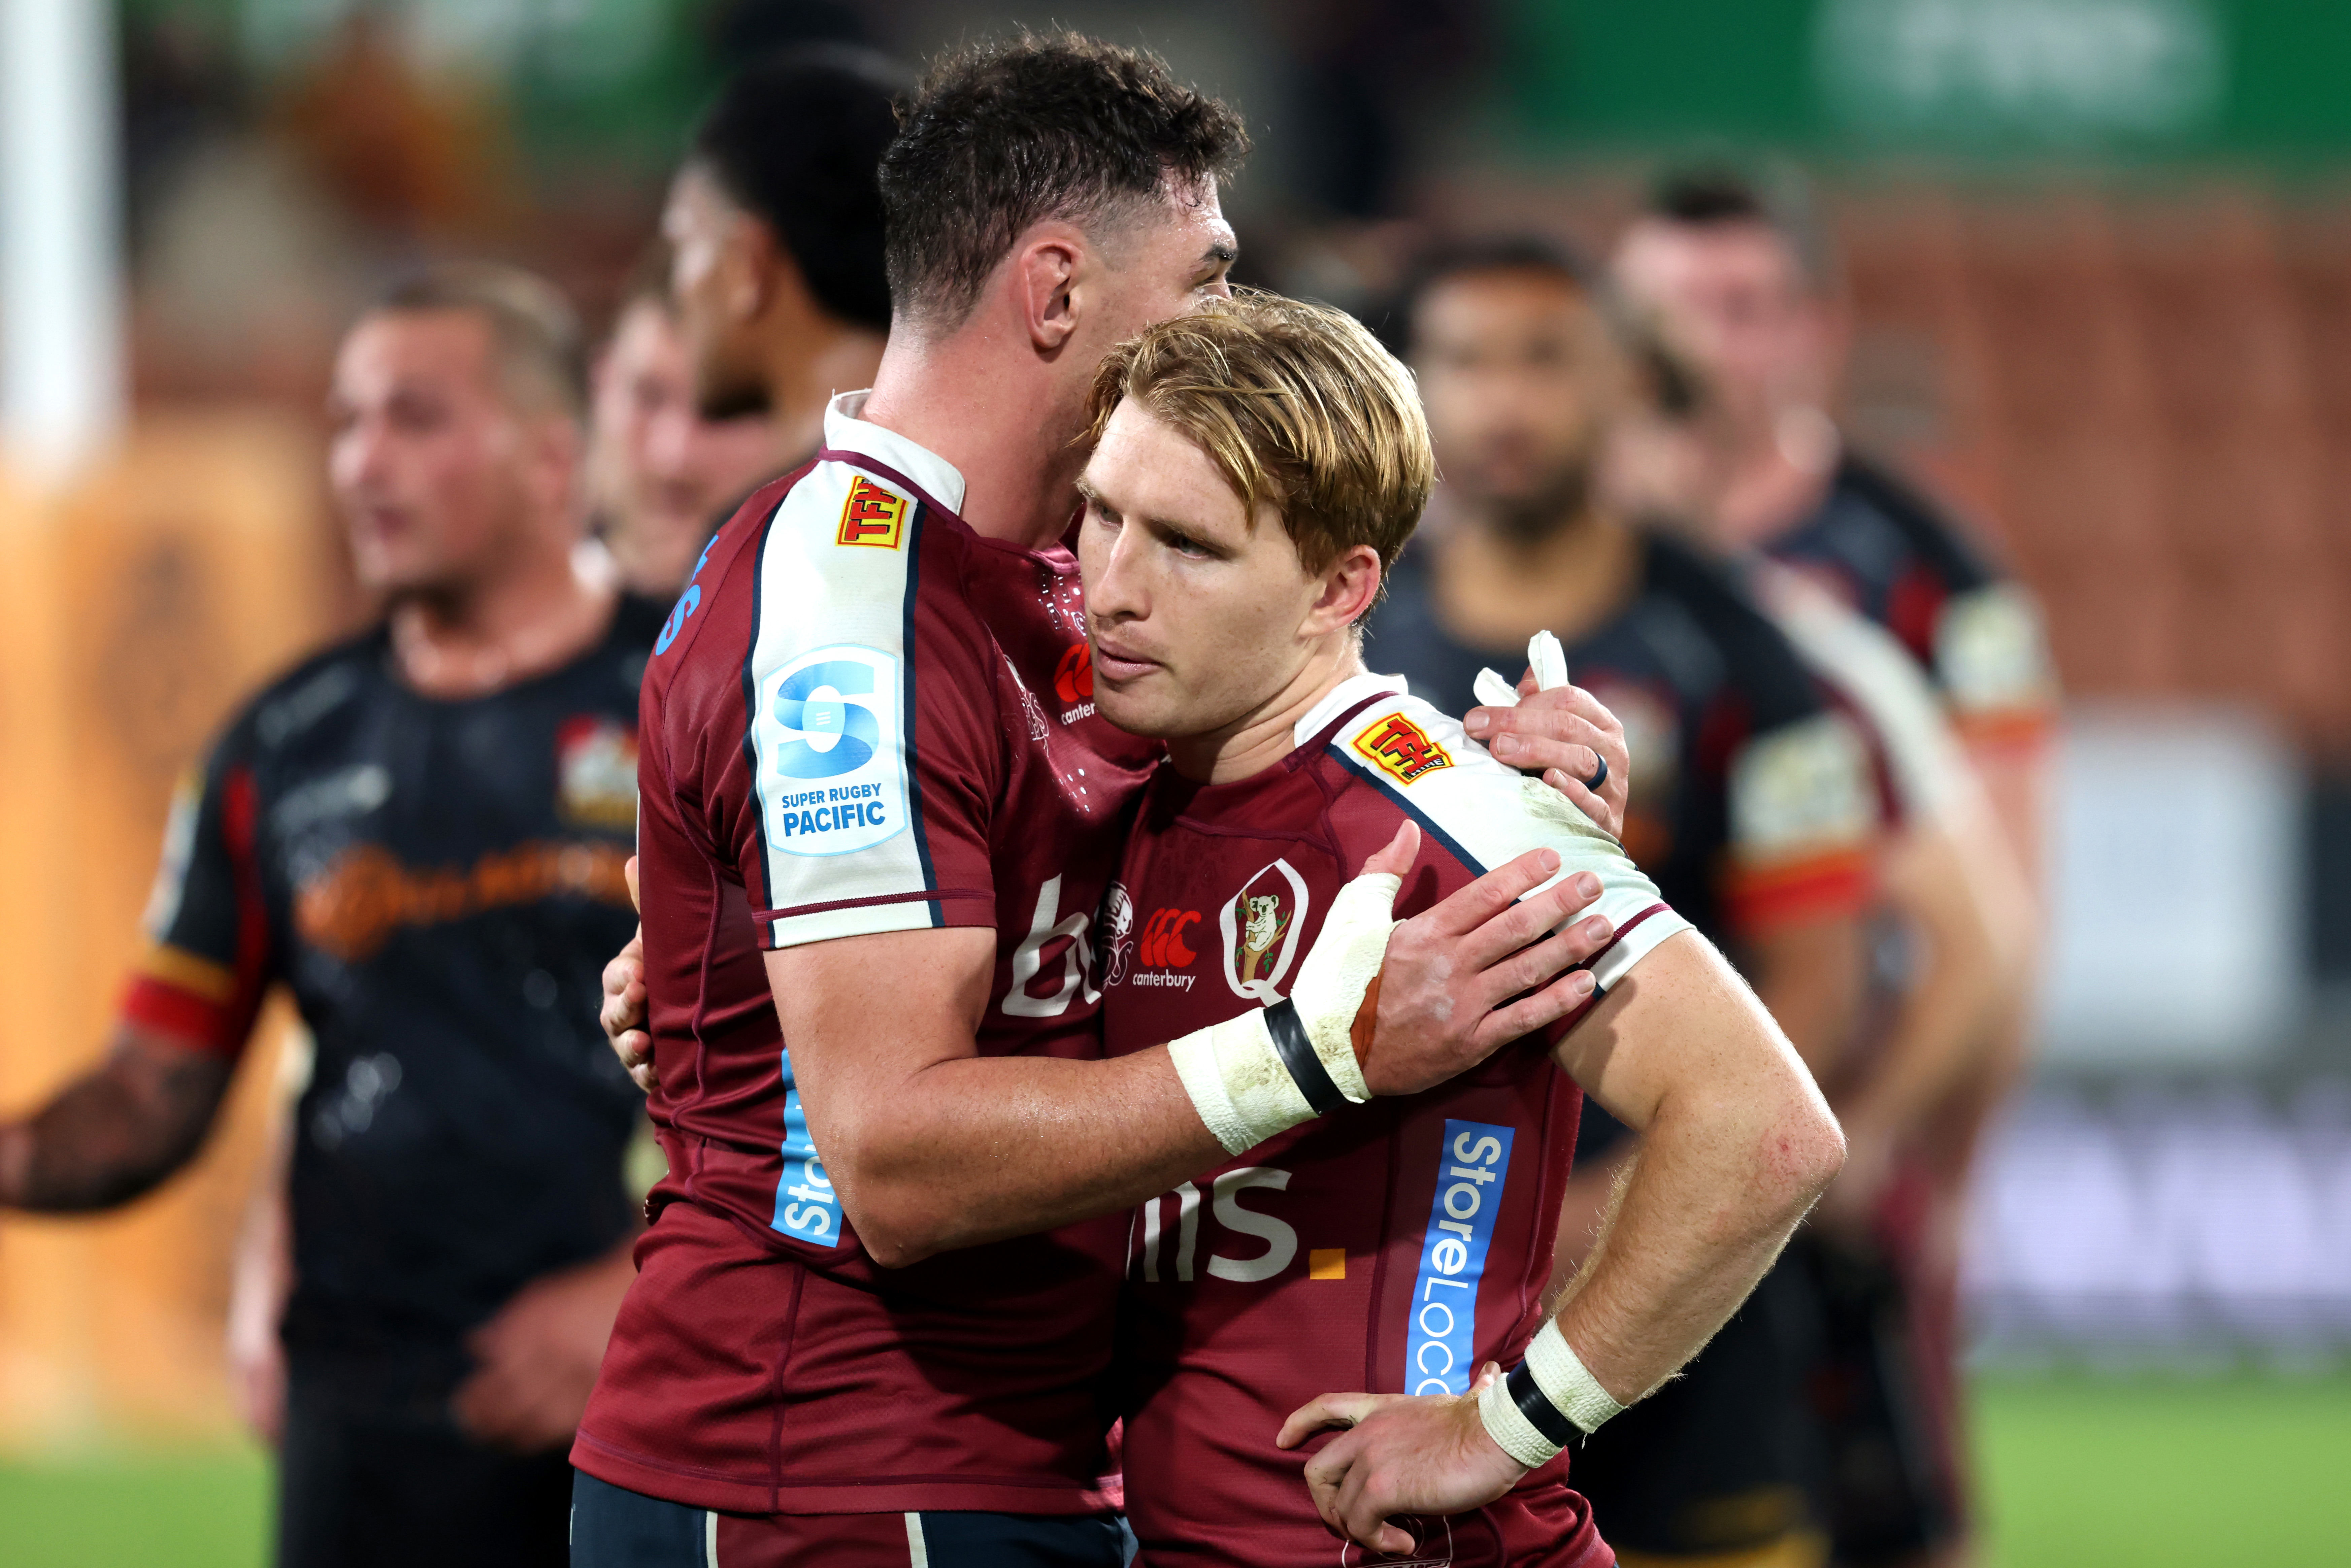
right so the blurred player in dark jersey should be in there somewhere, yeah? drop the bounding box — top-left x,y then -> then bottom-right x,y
1364,239 -> 1881,1567
659,45 -> 902,461
574,37 -> 1634,1567
585,255 -> 786,597
1608,328 -> 2027,1568
1079,292 -> 1846,1566
1616,173 -> 2051,1568
1611,170 -> 2050,1150
0,265 -> 662,1568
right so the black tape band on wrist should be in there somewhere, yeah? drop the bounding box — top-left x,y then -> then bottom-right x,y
1263,998 -> 1344,1116
1507,1359 -> 1578,1448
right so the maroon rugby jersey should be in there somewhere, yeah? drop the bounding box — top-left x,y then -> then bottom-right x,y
573,394 -> 1159,1515
1101,676 -> 1690,1568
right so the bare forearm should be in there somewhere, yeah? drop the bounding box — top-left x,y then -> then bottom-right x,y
1845,835 -> 2001,1141
1749,916 -> 1865,1080
1552,1089 -> 1837,1403
824,1047 -> 1226,1264
0,1042 -> 231,1212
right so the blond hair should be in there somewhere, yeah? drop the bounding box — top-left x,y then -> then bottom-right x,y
1082,290 -> 1434,582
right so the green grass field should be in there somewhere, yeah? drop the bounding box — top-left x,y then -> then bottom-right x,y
0,1374 -> 2345,1566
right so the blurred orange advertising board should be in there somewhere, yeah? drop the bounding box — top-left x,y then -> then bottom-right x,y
0,412 -> 337,1449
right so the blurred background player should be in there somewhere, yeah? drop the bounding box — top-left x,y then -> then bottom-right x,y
583,253 -> 785,598
1609,321 -> 2031,1568
1366,238 -> 1880,1566
1614,173 -> 2052,1568
658,44 -> 903,466
1610,170 -> 2051,1144
0,264 -> 660,1568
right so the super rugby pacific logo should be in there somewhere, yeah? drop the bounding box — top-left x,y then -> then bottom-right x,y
754,643 -> 909,858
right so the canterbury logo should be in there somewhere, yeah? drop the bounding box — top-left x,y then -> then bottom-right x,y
836,476 -> 907,548
1353,712 -> 1453,784
1138,907 -> 1201,968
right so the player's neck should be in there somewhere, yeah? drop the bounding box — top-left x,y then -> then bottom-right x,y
760,314 -> 885,465
1713,413 -> 1839,547
857,332 -> 1085,551
1165,639 -> 1370,787
1435,503 -> 1641,653
388,531 -> 617,700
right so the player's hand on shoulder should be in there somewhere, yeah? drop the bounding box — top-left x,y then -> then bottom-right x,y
1354,826 -> 1615,1097
1464,677 -> 1630,840
1277,1364 -> 1527,1554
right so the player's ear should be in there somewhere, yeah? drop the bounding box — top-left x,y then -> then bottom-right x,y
1012,226 -> 1085,353
725,218 -> 778,324
1304,543 -> 1382,638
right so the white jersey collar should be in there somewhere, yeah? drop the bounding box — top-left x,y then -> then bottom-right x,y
1293,671 -> 1411,747
824,390 -> 969,516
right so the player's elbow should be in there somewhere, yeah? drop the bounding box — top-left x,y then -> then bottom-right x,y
1765,1092 -> 1846,1222
834,1173 -> 955,1269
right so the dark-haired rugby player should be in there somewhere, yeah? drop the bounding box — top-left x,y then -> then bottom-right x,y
1363,236 -> 1884,1566
1616,171 -> 2048,1566
1079,294 -> 1843,1565
574,36 -> 1631,1566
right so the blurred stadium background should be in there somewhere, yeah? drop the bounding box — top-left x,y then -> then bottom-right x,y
2,1 -> 2349,1562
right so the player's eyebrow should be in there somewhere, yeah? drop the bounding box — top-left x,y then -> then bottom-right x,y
1201,240 -> 1238,267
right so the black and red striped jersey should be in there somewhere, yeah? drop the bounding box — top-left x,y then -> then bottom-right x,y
1768,456 -> 2057,747
128,597 -> 662,1372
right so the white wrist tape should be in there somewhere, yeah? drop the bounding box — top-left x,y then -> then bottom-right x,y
1477,1321 -> 1625,1468
1165,868 -> 1396,1156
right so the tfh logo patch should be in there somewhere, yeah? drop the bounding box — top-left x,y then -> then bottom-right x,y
1354,712 -> 1453,784
835,475 -> 907,549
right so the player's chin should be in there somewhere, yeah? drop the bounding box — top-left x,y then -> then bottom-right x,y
1092,682 -> 1180,740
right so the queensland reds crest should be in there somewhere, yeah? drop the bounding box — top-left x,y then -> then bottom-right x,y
1220,857 -> 1310,1001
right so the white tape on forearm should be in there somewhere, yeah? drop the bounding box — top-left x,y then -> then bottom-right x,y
1477,1371 -> 1562,1469
1165,867 -> 1396,1155
1526,1319 -> 1624,1433
1165,1011 -> 1318,1157
1477,1320 -> 1625,1468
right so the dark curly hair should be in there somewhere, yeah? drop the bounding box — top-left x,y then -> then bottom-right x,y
691,45 -> 908,332
878,33 -> 1250,331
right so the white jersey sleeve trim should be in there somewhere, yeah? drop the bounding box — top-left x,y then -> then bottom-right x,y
1325,692 -> 1692,1001
1293,671 -> 1410,746
746,459 -> 947,949
1759,562 -> 1975,826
